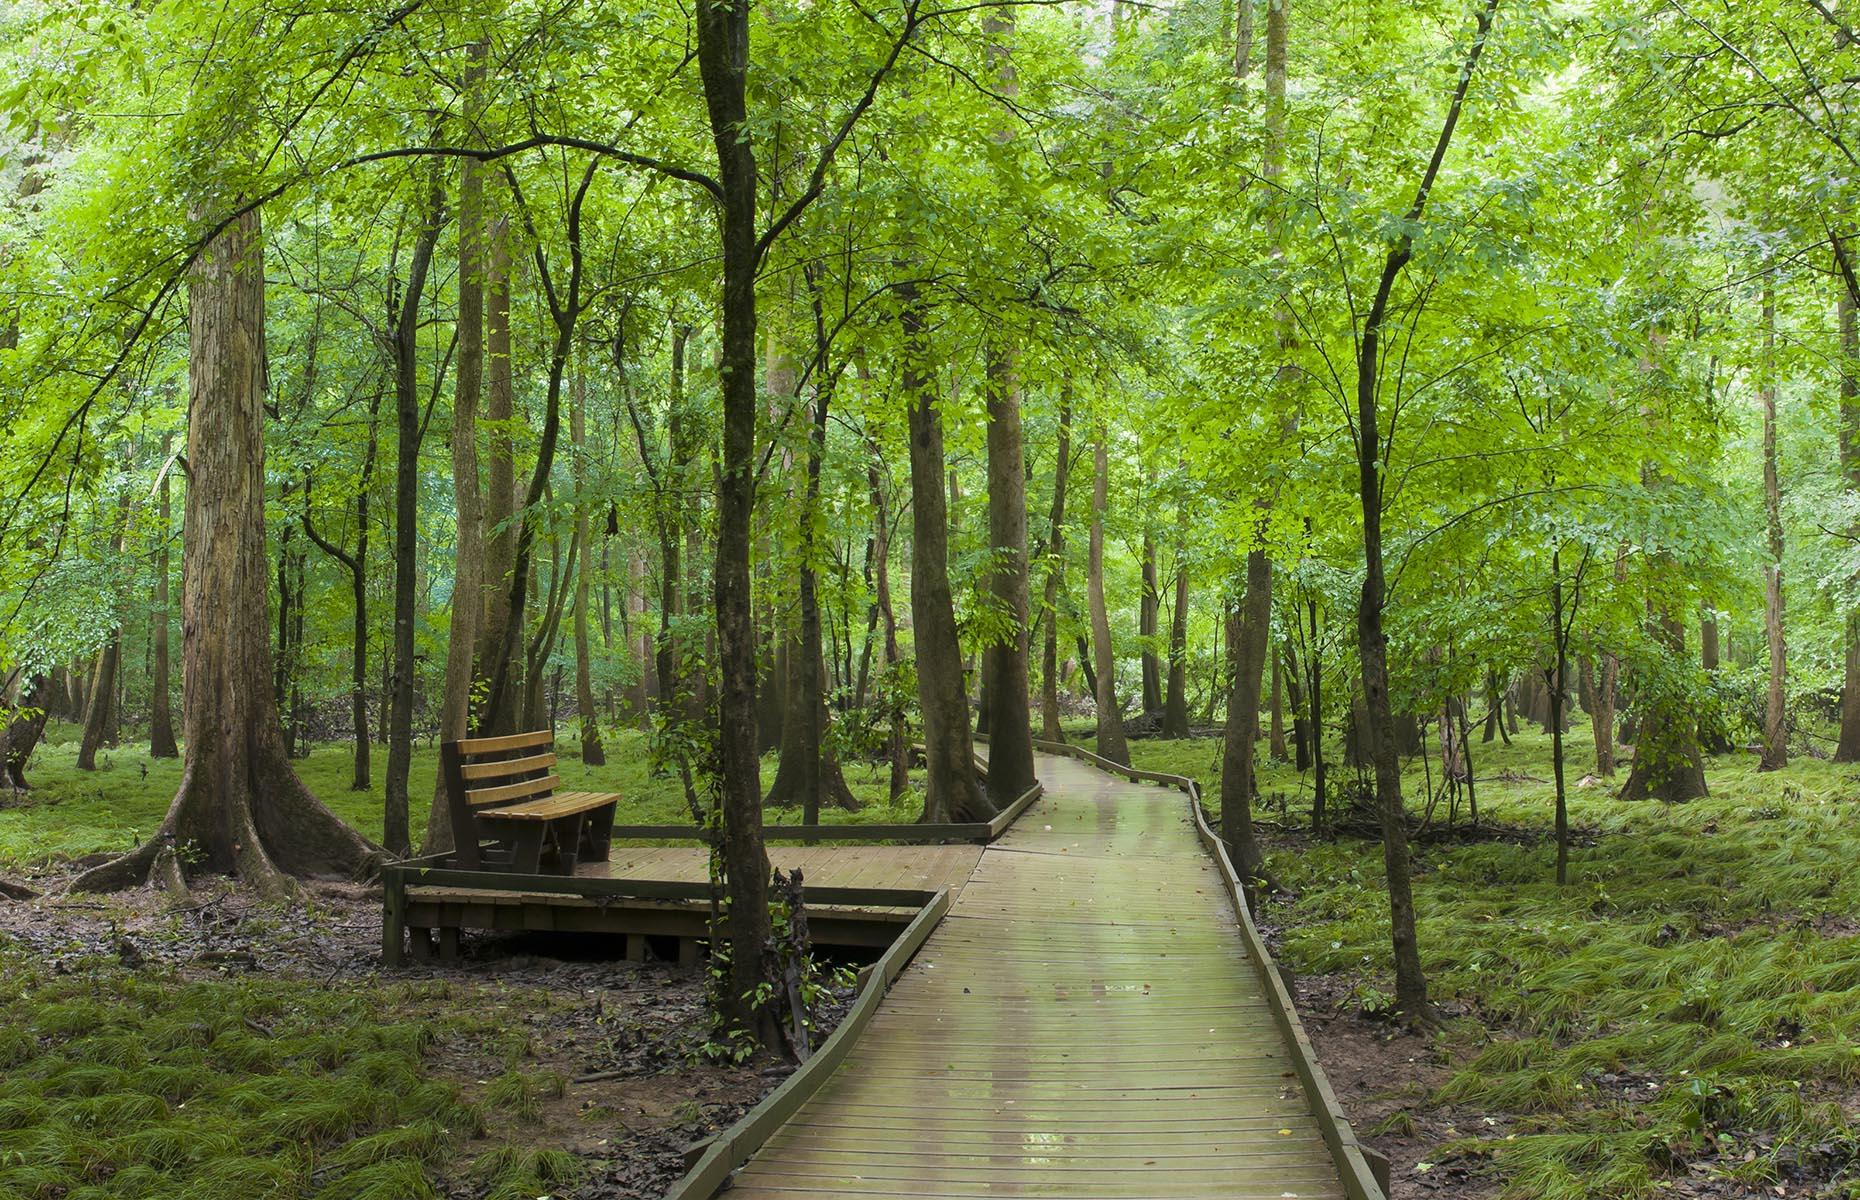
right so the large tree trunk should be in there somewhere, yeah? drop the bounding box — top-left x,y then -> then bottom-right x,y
385,182 -> 443,858
572,364 -> 605,766
901,279 -> 993,823
1220,552 -> 1272,880
980,340 -> 1037,802
77,641 -> 119,770
425,97 -> 488,853
1038,386 -> 1074,742
2,675 -> 49,791
476,215 -> 520,734
1088,427 -> 1128,764
149,434 -> 180,759
697,0 -> 777,1045
1759,279 -> 1787,771
1835,263 -> 1860,761
74,208 -> 379,895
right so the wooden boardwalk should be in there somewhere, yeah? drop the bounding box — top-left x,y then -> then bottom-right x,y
721,751 -> 1362,1200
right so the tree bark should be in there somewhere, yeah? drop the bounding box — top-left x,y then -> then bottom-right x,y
1220,552 -> 1271,879
385,178 -> 445,858
425,133 -> 488,853
1088,427 -> 1129,765
1038,386 -> 1074,742
870,458 -> 910,799
697,0 -> 777,1044
572,363 -> 606,766
74,208 -> 379,895
1140,532 -> 1163,715
301,394 -> 378,792
1348,0 -> 1497,1021
901,279 -> 992,823
980,339 -> 1037,801
764,279 -> 860,818
2,675 -> 49,791
1834,259 -> 1860,761
1162,513 -> 1192,737
476,214 -> 519,733
1759,278 -> 1787,771
149,435 -> 179,759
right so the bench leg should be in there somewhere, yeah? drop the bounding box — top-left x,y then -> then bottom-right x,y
407,928 -> 436,961
437,926 -> 461,961
625,933 -> 648,963
509,824 -> 547,874
583,802 -> 615,863
553,813 -> 586,876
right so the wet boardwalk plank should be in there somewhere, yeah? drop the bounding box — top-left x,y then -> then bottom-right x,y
724,752 -> 1351,1200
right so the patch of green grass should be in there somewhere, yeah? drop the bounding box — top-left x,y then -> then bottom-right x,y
1,723 -> 930,869
469,1144 -> 583,1200
1107,721 -> 1860,1199
0,950 -> 479,1200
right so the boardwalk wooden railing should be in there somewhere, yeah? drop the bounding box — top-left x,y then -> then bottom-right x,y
665,887 -> 953,1200
1025,735 -> 1390,1200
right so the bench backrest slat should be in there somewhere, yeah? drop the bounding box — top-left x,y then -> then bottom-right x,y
465,772 -> 560,808
453,729 -> 555,756
458,751 -> 558,782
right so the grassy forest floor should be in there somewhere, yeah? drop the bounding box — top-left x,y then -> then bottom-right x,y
6,719 -> 1860,1198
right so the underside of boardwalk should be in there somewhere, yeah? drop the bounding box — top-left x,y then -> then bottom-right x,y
721,751 -> 1366,1200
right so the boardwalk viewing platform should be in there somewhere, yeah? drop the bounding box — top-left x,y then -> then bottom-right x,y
677,749 -> 1385,1200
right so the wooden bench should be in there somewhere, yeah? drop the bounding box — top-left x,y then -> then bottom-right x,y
439,730 -> 618,875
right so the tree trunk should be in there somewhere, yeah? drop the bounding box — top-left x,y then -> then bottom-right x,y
870,459 -> 910,799
572,363 -> 605,766
697,0 -> 777,1045
1284,640 -> 1309,771
1088,427 -> 1128,765
1162,509 -> 1191,738
1347,0 -> 1499,1022
764,284 -> 859,818
1760,278 -> 1787,771
900,280 -> 993,823
1267,640 -> 1286,759
1548,551 -> 1570,885
385,179 -> 444,858
1835,261 -> 1860,761
77,642 -> 119,770
1220,552 -> 1272,879
1140,533 -> 1163,715
74,207 -> 378,895
425,88 -> 488,852
476,214 -> 519,734
1307,597 -> 1326,833
1038,386 -> 1074,742
302,396 -> 379,791
149,434 -> 180,759
2,675 -> 49,791
1620,604 -> 1709,802
980,339 -> 1037,803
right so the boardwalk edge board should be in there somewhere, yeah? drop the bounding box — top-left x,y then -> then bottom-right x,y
663,887 -> 954,1200
1022,735 -> 1390,1200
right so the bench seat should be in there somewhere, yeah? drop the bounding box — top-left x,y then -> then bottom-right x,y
440,730 -> 618,874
